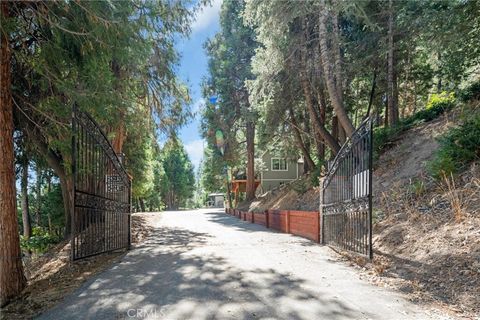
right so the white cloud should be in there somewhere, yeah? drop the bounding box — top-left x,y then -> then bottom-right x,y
184,139 -> 205,170
191,0 -> 222,34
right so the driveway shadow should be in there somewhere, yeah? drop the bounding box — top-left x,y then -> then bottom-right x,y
38,222 -> 359,320
204,210 -> 319,247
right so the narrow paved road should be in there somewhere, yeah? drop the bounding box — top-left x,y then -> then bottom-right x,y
39,209 -> 447,320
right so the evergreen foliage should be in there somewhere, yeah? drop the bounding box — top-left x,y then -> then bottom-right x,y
429,113 -> 480,179
201,0 -> 480,193
158,137 -> 195,210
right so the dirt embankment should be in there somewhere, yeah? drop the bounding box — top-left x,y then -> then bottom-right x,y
0,214 -> 154,320
239,109 -> 480,318
238,176 -> 320,212
366,110 -> 480,318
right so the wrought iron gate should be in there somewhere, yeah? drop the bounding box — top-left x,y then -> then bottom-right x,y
71,106 -> 131,260
321,117 -> 373,258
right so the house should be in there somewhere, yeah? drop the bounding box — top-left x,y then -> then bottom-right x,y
258,151 -> 304,192
228,150 -> 303,206
206,193 -> 224,208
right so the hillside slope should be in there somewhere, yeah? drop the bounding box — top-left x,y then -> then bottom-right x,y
239,108 -> 480,318
238,176 -> 320,212
368,110 -> 480,317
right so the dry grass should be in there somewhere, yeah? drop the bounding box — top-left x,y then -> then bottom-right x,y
0,215 -> 153,320
367,110 -> 480,318
441,173 -> 465,222
370,162 -> 480,318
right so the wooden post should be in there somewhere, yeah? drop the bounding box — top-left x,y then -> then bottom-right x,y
286,210 -> 290,233
319,177 -> 324,244
265,210 -> 269,228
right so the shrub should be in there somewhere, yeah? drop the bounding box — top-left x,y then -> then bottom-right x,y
404,91 -> 456,126
20,227 -> 62,254
373,124 -> 405,155
426,91 -> 456,110
428,113 -> 480,179
374,91 -> 457,160
459,80 -> 480,102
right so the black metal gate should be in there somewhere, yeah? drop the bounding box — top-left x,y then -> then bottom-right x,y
71,106 -> 131,260
321,117 -> 373,258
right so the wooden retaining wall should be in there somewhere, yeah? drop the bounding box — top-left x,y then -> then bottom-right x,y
289,210 -> 320,242
253,212 -> 267,227
225,208 -> 320,243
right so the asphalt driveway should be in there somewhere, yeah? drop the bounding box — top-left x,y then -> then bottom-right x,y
38,209 -> 449,320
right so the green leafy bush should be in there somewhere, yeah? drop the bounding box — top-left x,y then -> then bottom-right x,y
459,80 -> 480,102
428,114 -> 480,179
373,125 -> 405,156
426,91 -> 456,110
404,91 -> 456,125
374,91 -> 457,159
20,227 -> 62,254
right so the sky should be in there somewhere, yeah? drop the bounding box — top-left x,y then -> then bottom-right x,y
176,0 -> 222,171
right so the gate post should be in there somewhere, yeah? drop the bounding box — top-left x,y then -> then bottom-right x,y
368,118 -> 374,259
319,177 -> 324,245
71,104 -> 77,261
128,179 -> 132,250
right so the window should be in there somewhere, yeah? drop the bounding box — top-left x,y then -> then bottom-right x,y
271,158 -> 288,171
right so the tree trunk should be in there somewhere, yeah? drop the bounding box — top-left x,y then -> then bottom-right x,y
303,106 -> 312,172
300,71 -> 340,154
332,0 -> 350,144
332,6 -> 343,107
436,52 -> 442,93
20,120 -> 73,238
394,65 -> 399,120
301,73 -> 340,155
58,173 -> 73,239
135,198 -> 140,212
226,177 -> 233,209
46,175 -> 52,232
318,1 -> 355,137
300,27 -> 340,155
312,43 -> 330,161
21,159 -> 32,239
366,69 -> 377,119
313,92 -> 326,162
139,198 -> 146,212
245,120 -> 255,201
35,166 -> 42,227
413,79 -> 418,113
111,59 -> 127,154
384,90 -> 389,127
387,0 -> 399,127
332,116 -> 339,159
338,123 -> 346,145
0,2 -> 27,306
289,107 -> 316,172
112,123 -> 126,154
